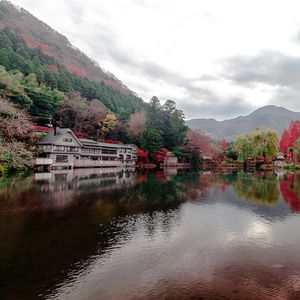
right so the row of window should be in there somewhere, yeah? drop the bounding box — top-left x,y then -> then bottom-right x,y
119,149 -> 132,153
81,148 -> 118,154
54,146 -> 80,152
42,145 -> 135,155
55,155 -> 132,163
79,156 -> 117,161
56,155 -> 68,162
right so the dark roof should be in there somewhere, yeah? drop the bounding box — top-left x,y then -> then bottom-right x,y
38,128 -> 82,145
38,128 -> 138,150
79,138 -> 99,145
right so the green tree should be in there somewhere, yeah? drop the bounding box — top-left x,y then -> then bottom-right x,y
141,127 -> 163,160
233,129 -> 278,162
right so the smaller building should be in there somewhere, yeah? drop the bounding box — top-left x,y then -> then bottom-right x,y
37,128 -> 138,169
164,151 -> 178,166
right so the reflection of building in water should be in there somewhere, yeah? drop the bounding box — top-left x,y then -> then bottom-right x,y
35,128 -> 138,169
35,168 -> 137,194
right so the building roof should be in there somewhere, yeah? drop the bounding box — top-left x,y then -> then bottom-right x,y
38,128 -> 138,150
38,128 -> 82,145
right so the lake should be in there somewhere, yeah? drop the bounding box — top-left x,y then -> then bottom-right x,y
1,168 -> 300,299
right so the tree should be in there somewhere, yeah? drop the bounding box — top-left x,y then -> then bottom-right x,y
219,139 -> 229,152
0,96 -> 33,142
0,97 -> 33,174
156,148 -> 169,164
128,112 -> 146,136
280,121 -> 300,153
226,143 -> 238,161
100,112 -> 118,139
234,129 -> 278,162
186,130 -> 215,158
140,127 -> 163,160
294,138 -> 300,162
56,92 -> 89,130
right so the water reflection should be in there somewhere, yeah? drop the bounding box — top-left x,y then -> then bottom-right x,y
228,172 -> 280,206
280,173 -> 300,212
1,170 -> 300,299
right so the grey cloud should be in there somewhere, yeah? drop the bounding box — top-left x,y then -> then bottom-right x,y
224,51 -> 300,89
272,87 -> 300,111
77,26 -> 213,90
293,30 -> 300,44
177,95 -> 255,120
74,21 -> 254,120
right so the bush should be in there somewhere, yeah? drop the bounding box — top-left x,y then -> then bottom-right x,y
0,139 -> 33,175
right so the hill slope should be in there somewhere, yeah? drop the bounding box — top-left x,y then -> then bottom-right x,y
186,105 -> 300,141
0,0 -> 131,94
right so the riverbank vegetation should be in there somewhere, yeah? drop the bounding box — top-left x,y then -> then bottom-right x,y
0,97 -> 33,174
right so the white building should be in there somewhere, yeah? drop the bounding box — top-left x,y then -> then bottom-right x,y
36,128 -> 138,169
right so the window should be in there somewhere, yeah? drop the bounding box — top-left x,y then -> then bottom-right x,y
56,155 -> 68,162
63,138 -> 73,142
54,146 -> 65,152
102,149 -> 117,155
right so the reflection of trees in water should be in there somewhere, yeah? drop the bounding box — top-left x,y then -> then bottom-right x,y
0,176 -> 33,203
280,173 -> 300,212
226,172 -> 280,206
0,171 -> 190,299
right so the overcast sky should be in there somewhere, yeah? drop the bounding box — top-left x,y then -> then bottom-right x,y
10,0 -> 300,119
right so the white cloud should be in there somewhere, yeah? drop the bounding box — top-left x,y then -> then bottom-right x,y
9,0 -> 300,119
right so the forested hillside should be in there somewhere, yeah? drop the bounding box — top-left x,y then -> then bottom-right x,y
0,28 -> 146,119
0,27 -> 187,139
0,0 -> 131,93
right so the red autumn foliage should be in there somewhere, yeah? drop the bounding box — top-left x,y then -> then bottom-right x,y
136,173 -> 148,184
47,65 -> 59,72
280,174 -> 300,212
186,130 -> 220,158
74,131 -> 86,139
279,120 -> 300,154
21,34 -> 55,57
33,125 -> 52,133
65,64 -> 87,78
156,148 -> 169,164
105,139 -> 123,144
219,139 -> 229,151
138,150 -> 149,163
155,170 -> 169,184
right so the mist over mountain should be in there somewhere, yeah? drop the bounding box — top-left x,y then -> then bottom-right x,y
186,105 -> 300,141
0,0 -> 131,94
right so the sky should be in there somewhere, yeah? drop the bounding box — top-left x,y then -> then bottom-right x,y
9,0 -> 300,120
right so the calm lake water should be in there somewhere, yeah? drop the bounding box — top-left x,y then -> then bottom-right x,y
1,168 -> 300,299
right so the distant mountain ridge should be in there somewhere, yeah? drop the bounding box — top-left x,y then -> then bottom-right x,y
186,105 -> 300,141
0,0 -> 131,94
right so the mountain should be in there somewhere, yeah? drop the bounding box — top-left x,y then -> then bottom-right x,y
186,105 -> 300,141
0,0 -> 131,94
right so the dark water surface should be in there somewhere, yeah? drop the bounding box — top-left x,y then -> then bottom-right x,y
1,168 -> 300,299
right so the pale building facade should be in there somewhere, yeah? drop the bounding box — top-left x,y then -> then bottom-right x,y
37,128 -> 138,169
